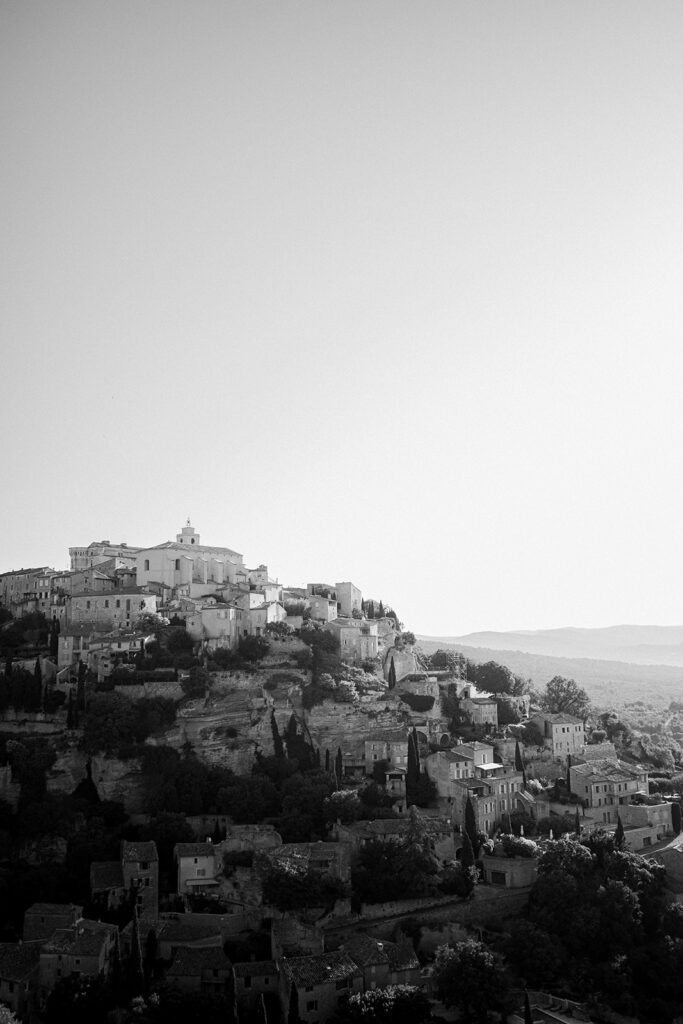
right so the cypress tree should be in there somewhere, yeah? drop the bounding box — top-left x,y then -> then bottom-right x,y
566,755 -> 572,795
524,990 -> 534,1024
361,599 -> 366,614
460,829 -> 475,869
465,796 -> 479,857
49,621 -> 59,659
514,740 -> 524,772
325,748 -> 330,772
378,600 -> 385,618
367,602 -> 375,619
129,905 -> 145,995
388,657 -> 397,690
288,982 -> 300,1024
34,657 -> 42,685
212,819 -> 223,844
412,727 -> 421,774
407,731 -> 420,805
673,802 -> 682,836
143,927 -> 158,984
614,815 -> 625,849
271,710 -> 284,759
575,806 -> 581,835
335,747 -> 343,788
4,655 -> 11,678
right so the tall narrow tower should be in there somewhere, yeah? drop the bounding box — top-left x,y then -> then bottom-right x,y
176,519 -> 200,545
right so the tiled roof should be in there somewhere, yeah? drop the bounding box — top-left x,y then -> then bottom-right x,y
167,945 -> 232,977
541,712 -> 584,724
343,935 -> 390,967
233,960 -> 278,978
174,843 -> 216,859
122,916 -> 221,945
121,840 -> 158,863
26,902 -> 81,916
385,941 -> 420,971
0,942 -> 41,981
431,749 -> 473,763
142,541 -> 242,558
280,951 -> 361,987
43,920 -> 115,957
571,759 -> 645,782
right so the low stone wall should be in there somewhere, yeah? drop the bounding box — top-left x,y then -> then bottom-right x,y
114,680 -> 185,701
325,885 -> 532,942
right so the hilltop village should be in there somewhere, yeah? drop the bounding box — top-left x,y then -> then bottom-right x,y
1,524 -> 683,1023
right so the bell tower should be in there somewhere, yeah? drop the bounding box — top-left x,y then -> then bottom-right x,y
176,518 -> 200,545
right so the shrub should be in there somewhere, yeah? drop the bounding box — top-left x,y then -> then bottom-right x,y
238,635 -> 270,662
400,693 -> 435,713
497,834 -> 539,858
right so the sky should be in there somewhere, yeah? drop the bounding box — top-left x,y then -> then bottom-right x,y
2,1 -> 683,636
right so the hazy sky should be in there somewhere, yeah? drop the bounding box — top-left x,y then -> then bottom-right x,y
2,2 -> 683,636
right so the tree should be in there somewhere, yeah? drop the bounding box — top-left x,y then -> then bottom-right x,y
271,710 -> 284,759
515,740 -> 525,775
337,985 -> 431,1024
406,730 -> 420,805
335,746 -> 343,788
128,906 -> 145,995
238,635 -> 269,662
541,676 -> 590,719
460,830 -> 475,869
672,802 -> 682,836
433,940 -> 514,1023
181,665 -> 210,699
387,657 -> 397,690
378,601 -> 385,617
465,796 -> 480,857
615,815 -> 625,849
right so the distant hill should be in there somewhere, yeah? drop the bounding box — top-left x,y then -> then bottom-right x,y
422,625 -> 683,667
417,630 -> 683,710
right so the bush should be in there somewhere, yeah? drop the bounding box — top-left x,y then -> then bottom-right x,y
238,635 -> 270,662
497,834 -> 539,858
400,693 -> 435,713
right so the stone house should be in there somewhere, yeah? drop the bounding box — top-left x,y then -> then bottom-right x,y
569,759 -> 649,825
67,589 -> 156,631
363,733 -> 409,771
90,840 -> 159,919
0,942 -> 41,1021
174,842 -> 219,896
233,960 -> 279,1016
183,600 -> 240,650
120,914 -> 223,962
0,566 -> 54,617
69,541 -> 141,572
531,712 -> 585,758
325,618 -> 378,665
165,945 -> 233,995
279,951 -> 363,1024
23,904 -> 82,942
122,840 -> 159,918
38,920 -> 118,1003
424,749 -> 476,803
341,935 -> 421,989
335,582 -> 362,618
460,695 -> 499,729
440,761 -> 527,836
308,594 -> 338,622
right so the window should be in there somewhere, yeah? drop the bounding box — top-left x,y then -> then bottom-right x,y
305,986 -> 314,993
175,560 -> 180,570
197,869 -> 206,877
116,600 -> 121,608
144,560 -> 150,570
105,600 -> 109,608
243,977 -> 251,989
490,870 -> 506,885
306,1001 -> 318,1012
336,979 -> 349,990
141,861 -> 149,870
